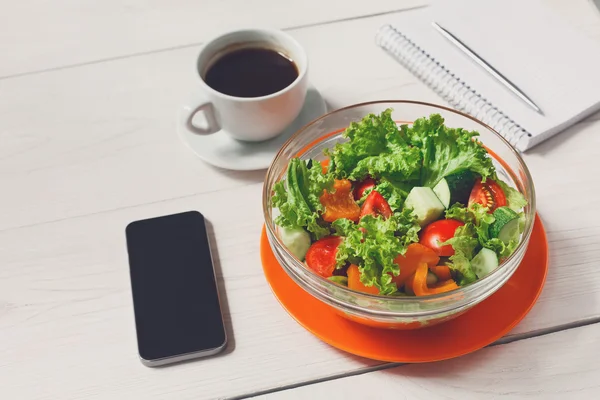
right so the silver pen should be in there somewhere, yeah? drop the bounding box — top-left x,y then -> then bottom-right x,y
432,21 -> 544,116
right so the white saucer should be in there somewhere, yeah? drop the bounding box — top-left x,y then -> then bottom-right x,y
177,85 -> 327,171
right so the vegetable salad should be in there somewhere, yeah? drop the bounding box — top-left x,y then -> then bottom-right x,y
272,110 -> 527,296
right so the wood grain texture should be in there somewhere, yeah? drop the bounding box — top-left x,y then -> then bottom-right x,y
1,9 -> 599,336
255,324 -> 600,399
1,0 -> 600,399
0,184 -> 384,400
0,12 -> 433,233
0,0 -> 426,78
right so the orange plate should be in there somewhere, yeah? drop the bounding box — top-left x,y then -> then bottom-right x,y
260,214 -> 548,363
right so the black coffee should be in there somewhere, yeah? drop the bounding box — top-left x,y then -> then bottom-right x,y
204,47 -> 298,98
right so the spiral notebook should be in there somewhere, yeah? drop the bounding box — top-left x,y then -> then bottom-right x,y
375,0 -> 600,151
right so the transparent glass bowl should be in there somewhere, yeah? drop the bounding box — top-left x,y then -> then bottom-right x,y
262,101 -> 536,329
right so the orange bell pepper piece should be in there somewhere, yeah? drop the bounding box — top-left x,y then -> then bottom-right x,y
406,263 -> 459,296
320,179 -> 361,223
347,264 -> 380,295
320,159 -> 330,173
391,243 -> 440,287
430,279 -> 460,294
430,265 -> 452,281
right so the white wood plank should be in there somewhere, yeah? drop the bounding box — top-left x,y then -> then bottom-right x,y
257,323 -> 600,400
1,9 -> 600,339
0,11 -> 432,233
0,0 -> 426,78
5,174 -> 593,400
1,177 -> 598,400
0,184 -> 382,400
1,1 -> 600,399
508,119 -> 600,336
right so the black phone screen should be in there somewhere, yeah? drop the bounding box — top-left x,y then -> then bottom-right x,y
125,211 -> 226,362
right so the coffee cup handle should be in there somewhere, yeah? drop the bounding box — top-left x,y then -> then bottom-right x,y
183,101 -> 219,135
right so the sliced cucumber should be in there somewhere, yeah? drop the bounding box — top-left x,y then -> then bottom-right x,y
328,276 -> 348,286
471,248 -> 498,278
433,171 -> 477,208
432,179 -> 451,209
280,226 -> 311,260
404,187 -> 445,227
490,206 -> 520,244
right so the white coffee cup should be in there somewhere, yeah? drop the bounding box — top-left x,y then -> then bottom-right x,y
183,28 -> 309,142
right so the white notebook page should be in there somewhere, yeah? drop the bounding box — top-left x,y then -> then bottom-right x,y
385,0 -> 600,150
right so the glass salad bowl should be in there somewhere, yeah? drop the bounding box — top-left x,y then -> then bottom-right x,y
262,101 -> 536,329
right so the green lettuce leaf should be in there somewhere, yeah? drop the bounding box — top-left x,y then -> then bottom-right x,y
348,150 -> 422,182
373,178 -> 412,211
470,203 -> 522,258
325,109 -> 422,182
272,158 -> 333,240
469,203 -> 495,244
444,202 -> 524,263
400,114 -> 495,188
394,208 -> 422,250
448,252 -> 477,286
306,159 -> 334,212
332,211 -> 420,295
484,237 -> 520,259
442,217 -> 479,285
445,203 -> 475,223
495,178 -> 528,211
443,223 -> 479,259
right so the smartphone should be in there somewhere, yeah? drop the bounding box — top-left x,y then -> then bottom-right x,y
125,211 -> 227,367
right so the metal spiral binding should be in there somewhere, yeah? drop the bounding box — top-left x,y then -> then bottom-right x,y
375,24 -> 531,149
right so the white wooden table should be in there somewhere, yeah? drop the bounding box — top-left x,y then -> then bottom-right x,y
2,1 -> 600,399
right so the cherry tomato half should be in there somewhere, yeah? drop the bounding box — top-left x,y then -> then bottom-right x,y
419,219 -> 465,257
353,177 -> 376,200
468,178 -> 507,212
305,236 -> 343,278
359,191 -> 392,219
